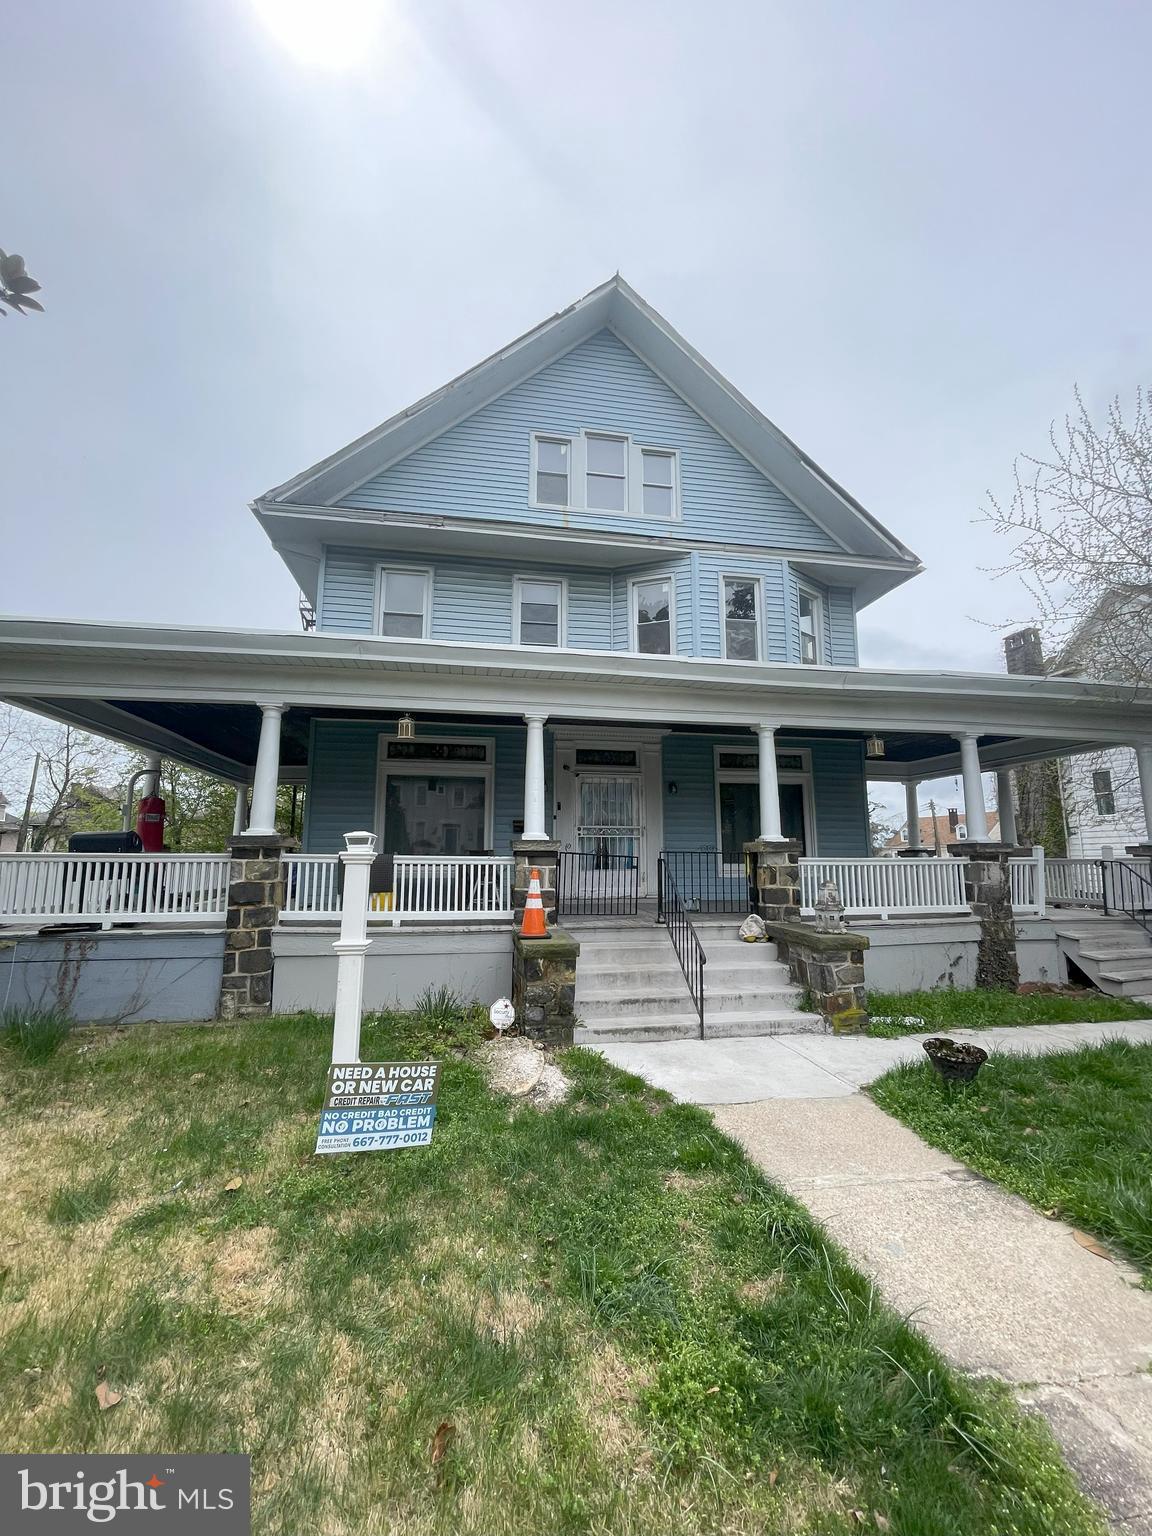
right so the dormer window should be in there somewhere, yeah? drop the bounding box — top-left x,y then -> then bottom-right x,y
586,434 -> 628,511
535,437 -> 570,506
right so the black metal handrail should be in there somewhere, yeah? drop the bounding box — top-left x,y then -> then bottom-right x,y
658,849 -> 754,915
1103,858 -> 1152,935
556,849 -> 639,918
657,856 -> 706,1036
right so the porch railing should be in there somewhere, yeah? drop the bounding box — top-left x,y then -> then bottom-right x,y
799,856 -> 969,920
1008,849 -> 1045,916
556,849 -> 640,918
657,856 -> 706,1036
0,853 -> 230,927
279,853 -> 514,925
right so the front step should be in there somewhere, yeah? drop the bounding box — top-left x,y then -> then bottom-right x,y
1054,915 -> 1152,999
578,984 -> 802,1019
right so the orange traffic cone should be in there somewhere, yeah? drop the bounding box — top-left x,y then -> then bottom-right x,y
520,867 -> 549,939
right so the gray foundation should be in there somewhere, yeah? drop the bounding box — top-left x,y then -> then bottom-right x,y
272,927 -> 513,1012
0,928 -> 225,1022
857,917 -> 1066,992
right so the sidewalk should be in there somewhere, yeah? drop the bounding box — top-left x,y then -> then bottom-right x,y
598,1017 -> 1152,1104
595,1019 -> 1152,1532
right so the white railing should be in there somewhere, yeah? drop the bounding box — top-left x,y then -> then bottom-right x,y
800,856 -> 969,920
1009,849 -> 1046,916
1046,857 -> 1152,908
0,853 -> 230,927
280,853 -> 515,926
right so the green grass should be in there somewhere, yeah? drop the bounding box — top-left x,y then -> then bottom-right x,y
0,1009 -> 1105,1536
1,1004 -> 74,1060
866,988 -> 1152,1037
871,1039 -> 1152,1280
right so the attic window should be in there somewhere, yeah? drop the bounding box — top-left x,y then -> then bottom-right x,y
586,435 -> 628,511
535,437 -> 570,506
641,450 -> 675,517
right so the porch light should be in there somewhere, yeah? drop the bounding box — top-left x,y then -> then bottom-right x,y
865,734 -> 885,758
397,714 -> 415,740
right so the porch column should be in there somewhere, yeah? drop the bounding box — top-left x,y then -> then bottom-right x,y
522,713 -> 548,841
957,733 -> 990,841
248,703 -> 285,836
996,770 -> 1018,846
904,782 -> 921,847
756,722 -> 782,840
232,784 -> 248,837
143,753 -> 161,797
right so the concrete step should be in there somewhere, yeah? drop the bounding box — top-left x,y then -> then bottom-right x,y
574,1015 -> 702,1044
702,1009 -> 826,1038
581,957 -> 792,987
577,986 -> 800,1019
1080,945 -> 1152,963
1098,970 -> 1152,997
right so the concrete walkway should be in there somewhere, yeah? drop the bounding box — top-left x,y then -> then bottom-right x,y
599,1017 -> 1152,1103
596,1019 -> 1152,1532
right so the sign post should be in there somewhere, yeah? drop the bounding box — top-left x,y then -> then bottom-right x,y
331,829 -> 376,1064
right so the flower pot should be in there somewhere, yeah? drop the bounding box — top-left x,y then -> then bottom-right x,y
922,1036 -> 988,1084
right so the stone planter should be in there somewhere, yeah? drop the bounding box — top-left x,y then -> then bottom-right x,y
922,1036 -> 988,1084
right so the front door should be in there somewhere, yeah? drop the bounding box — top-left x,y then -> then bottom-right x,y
576,774 -> 643,900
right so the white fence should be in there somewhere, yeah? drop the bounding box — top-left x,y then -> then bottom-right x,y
1008,850 -> 1045,916
281,853 -> 515,926
799,856 -> 969,920
0,853 -> 230,927
1046,857 -> 1152,909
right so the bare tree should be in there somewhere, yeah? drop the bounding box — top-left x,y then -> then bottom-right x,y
984,386 -> 1152,688
0,707 -> 130,848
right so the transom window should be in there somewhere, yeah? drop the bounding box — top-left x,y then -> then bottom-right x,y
1092,769 -> 1116,817
535,437 -> 570,506
797,585 -> 824,665
641,450 -> 674,517
514,576 -> 565,647
376,567 -> 430,639
632,576 -> 674,655
586,435 -> 628,511
723,576 -> 760,661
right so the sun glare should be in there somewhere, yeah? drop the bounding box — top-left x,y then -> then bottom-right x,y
250,0 -> 388,69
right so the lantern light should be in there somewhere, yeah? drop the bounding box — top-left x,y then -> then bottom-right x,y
397,714 -> 415,740
865,734 -> 886,758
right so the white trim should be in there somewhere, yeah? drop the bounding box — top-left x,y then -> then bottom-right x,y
712,743 -> 815,870
719,572 -> 764,663
796,580 -> 825,666
629,572 -> 677,657
375,734 -> 496,856
512,573 -> 568,648
373,564 -> 432,640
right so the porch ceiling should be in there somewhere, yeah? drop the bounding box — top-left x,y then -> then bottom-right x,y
2,615 -> 1150,780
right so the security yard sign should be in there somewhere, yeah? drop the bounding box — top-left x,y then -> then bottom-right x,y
315,1061 -> 441,1154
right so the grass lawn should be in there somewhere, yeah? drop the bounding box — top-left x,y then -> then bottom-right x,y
871,1039 -> 1152,1281
0,1009 -> 1106,1536
866,988 -> 1152,1037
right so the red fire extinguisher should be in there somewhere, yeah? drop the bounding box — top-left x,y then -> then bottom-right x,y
136,794 -> 166,852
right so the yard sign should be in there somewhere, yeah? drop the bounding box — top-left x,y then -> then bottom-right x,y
315,1061 -> 441,1154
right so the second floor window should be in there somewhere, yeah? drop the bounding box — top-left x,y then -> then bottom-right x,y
1092,769 -> 1116,817
798,585 -> 823,665
586,435 -> 628,511
723,577 -> 760,660
514,577 -> 564,647
376,567 -> 430,638
633,576 -> 673,655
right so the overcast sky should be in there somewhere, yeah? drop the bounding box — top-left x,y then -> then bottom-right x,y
3,0 -> 1150,820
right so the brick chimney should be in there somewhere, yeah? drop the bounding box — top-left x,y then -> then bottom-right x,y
1004,627 -> 1045,676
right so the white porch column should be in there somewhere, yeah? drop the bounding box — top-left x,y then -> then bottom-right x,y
232,784 -> 248,836
143,753 -> 161,798
522,713 -> 548,840
904,782 -> 921,848
248,703 -> 285,836
996,770 -> 1018,846
756,722 -> 783,840
1136,744 -> 1152,838
957,733 -> 990,841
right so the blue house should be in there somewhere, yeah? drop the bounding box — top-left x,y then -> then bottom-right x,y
5,277 -> 1151,1025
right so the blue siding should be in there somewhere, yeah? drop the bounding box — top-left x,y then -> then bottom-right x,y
304,720 -> 551,854
660,733 -> 868,858
340,330 -> 841,553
